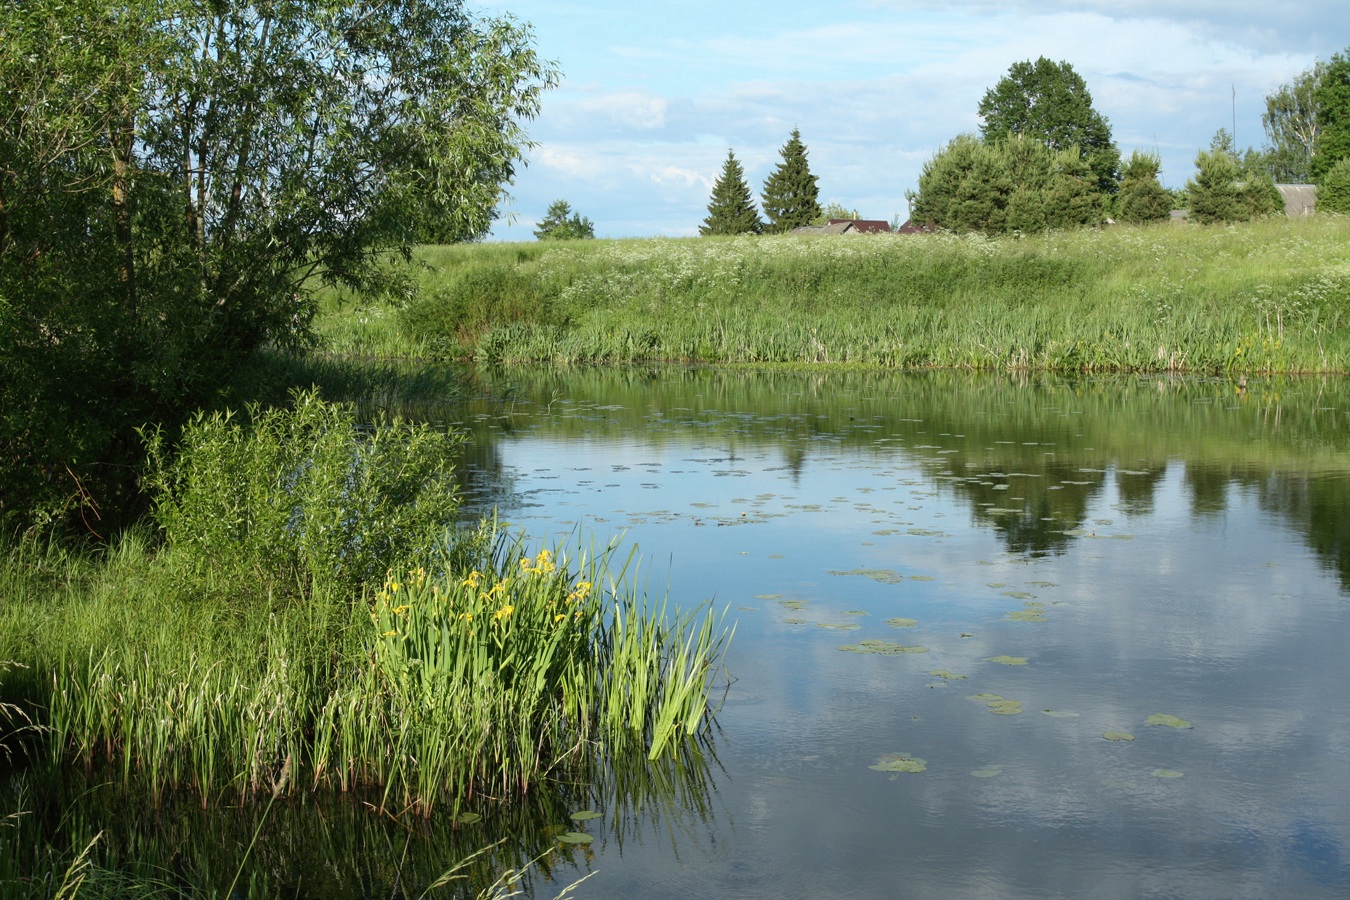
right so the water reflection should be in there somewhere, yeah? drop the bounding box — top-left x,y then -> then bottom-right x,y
460,367 -> 1350,588
448,367 -> 1350,898
5,734 -> 721,897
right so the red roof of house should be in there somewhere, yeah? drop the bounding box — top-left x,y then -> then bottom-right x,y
828,219 -> 892,234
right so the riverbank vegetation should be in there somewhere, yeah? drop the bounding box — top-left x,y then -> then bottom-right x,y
328,215 -> 1350,373
0,393 -> 730,895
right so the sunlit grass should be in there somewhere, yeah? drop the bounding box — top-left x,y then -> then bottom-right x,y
356,216 -> 1350,373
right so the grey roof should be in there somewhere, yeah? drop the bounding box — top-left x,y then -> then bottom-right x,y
1276,184 -> 1317,217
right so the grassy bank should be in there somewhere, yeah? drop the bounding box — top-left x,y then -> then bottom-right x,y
319,216 -> 1350,373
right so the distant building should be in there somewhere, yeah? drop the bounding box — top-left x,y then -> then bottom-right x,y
1276,184 -> 1317,217
895,219 -> 935,235
789,219 -> 894,235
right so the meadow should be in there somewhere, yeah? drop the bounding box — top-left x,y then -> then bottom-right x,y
321,216 -> 1350,374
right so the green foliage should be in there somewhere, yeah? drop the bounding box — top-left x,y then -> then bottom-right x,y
1317,158 -> 1350,213
1187,136 -> 1284,224
0,0 -> 556,533
534,200 -> 596,240
978,56 -> 1121,194
761,128 -> 822,234
143,391 -> 465,597
701,151 -> 763,235
1263,61 -> 1324,183
1186,149 -> 1244,223
1313,51 -> 1350,182
907,134 -> 1101,234
1116,151 -> 1172,224
814,202 -> 863,225
399,264 -> 562,354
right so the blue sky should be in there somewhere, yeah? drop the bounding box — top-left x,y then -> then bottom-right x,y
484,1 -> 1348,240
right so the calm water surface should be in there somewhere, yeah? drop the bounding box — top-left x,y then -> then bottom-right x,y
453,368 -> 1350,899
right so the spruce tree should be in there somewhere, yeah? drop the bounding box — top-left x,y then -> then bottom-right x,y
760,128 -> 822,234
701,150 -> 763,235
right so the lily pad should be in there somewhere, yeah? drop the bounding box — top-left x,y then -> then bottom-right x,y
1001,591 -> 1036,600
556,832 -> 594,845
1004,609 -> 1047,622
1146,714 -> 1193,729
1152,769 -> 1184,779
988,700 -> 1024,715
754,593 -> 782,600
569,810 -> 603,822
777,600 -> 808,611
784,618 -> 808,625
826,568 -> 906,584
839,640 -> 928,654
929,669 -> 966,680
884,617 -> 918,628
970,693 -> 1004,702
869,753 -> 927,773
970,767 -> 1003,778
1103,731 -> 1136,742
984,655 -> 1028,666
843,610 -> 870,616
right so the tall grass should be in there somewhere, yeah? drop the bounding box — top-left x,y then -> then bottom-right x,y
352,217 -> 1350,373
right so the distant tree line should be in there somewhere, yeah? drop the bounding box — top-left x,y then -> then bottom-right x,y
695,49 -> 1350,239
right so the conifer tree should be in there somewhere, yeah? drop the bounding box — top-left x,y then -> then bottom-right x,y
1116,151 -> 1172,224
760,128 -> 822,234
701,150 -> 763,235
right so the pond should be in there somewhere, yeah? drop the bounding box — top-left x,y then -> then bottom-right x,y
450,367 -> 1350,899
20,367 -> 1350,898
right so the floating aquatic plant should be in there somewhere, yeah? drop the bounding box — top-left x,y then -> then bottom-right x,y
984,655 -> 1028,665
885,617 -> 918,628
870,753 -> 927,773
838,640 -> 928,654
929,669 -> 966,680
1103,731 -> 1135,742
570,810 -> 603,822
556,832 -> 594,845
826,568 -> 906,584
970,767 -> 1003,778
1146,714 -> 1193,729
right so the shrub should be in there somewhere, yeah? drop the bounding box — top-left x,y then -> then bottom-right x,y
143,390 -> 464,597
399,264 -> 559,355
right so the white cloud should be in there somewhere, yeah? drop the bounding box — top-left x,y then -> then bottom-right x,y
493,1 -> 1346,238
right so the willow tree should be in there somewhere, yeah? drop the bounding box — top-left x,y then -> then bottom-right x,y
0,0 -> 557,531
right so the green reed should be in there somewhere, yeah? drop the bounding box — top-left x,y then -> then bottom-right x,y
24,527 -> 729,819
372,216 -> 1350,373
